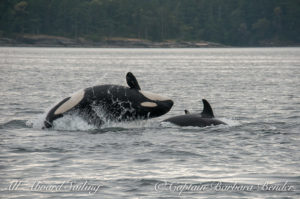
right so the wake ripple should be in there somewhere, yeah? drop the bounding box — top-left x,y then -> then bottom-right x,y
0,119 -> 28,129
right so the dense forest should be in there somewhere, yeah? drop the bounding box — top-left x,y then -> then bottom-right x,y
0,0 -> 300,46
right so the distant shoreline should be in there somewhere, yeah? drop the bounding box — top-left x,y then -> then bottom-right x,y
0,35 -> 225,48
0,35 -> 298,48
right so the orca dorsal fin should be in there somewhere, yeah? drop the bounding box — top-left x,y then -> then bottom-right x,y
184,110 -> 190,114
126,72 -> 141,90
201,99 -> 214,118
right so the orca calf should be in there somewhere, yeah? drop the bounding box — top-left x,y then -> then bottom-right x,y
44,72 -> 173,128
163,99 -> 226,127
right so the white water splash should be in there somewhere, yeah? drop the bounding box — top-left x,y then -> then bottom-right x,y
26,113 -> 47,129
52,114 -> 97,131
27,109 -> 159,131
220,117 -> 241,127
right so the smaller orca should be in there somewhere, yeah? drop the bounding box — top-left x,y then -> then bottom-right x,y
164,99 -> 226,127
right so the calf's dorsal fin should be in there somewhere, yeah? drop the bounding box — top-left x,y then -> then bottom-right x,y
201,99 -> 214,118
184,110 -> 190,114
126,72 -> 141,90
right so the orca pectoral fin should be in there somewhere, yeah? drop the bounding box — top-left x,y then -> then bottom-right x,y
184,110 -> 190,114
43,114 -> 63,128
126,72 -> 141,90
43,97 -> 71,129
201,99 -> 215,118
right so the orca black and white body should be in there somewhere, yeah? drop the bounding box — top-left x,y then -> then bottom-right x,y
163,99 -> 226,127
43,72 -> 173,128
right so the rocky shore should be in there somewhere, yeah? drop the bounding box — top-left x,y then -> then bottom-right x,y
0,35 -> 225,48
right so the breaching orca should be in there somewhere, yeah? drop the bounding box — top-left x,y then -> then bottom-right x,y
43,72 -> 173,128
163,99 -> 226,127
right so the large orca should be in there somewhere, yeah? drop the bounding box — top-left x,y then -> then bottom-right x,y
43,72 -> 173,128
163,99 -> 226,127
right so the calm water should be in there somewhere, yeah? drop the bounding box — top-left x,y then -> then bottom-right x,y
0,47 -> 299,199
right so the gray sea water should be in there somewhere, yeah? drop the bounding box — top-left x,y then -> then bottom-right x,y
0,47 -> 299,199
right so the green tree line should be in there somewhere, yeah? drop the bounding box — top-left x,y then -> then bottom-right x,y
0,0 -> 299,45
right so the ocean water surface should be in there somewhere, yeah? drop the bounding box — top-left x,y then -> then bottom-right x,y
0,47 -> 299,198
